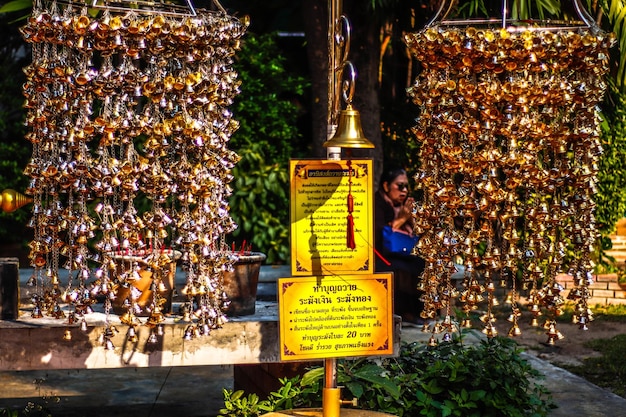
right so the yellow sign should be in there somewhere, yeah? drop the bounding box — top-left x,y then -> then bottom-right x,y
290,159 -> 373,276
278,274 -> 393,361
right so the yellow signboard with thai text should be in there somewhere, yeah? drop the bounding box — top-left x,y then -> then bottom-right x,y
278,273 -> 393,361
290,159 -> 373,276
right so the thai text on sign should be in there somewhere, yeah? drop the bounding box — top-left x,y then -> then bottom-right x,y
289,159 -> 373,276
278,274 -> 393,361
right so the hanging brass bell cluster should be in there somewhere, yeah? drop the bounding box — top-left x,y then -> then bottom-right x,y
405,24 -> 614,344
19,0 -> 248,342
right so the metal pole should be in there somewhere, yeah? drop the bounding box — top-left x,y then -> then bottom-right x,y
324,3 -> 341,408
325,0 -> 339,390
326,0 -> 342,160
323,357 -> 340,417
324,357 -> 337,390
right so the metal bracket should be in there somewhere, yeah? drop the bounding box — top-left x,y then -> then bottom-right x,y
425,0 -> 600,32
89,0 -> 197,17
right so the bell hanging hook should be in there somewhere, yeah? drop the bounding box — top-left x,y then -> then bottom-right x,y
340,61 -> 357,107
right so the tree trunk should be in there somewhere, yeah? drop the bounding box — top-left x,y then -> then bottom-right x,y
301,0 -> 328,159
302,0 -> 383,187
343,0 -> 383,184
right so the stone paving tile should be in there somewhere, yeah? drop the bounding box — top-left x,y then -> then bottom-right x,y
523,354 -> 626,417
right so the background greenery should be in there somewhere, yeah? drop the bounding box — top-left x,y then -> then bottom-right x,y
0,15 -> 31,248
228,33 -> 308,263
2,0 -> 626,267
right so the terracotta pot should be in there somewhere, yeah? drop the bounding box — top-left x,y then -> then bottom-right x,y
109,250 -> 181,316
223,251 -> 267,316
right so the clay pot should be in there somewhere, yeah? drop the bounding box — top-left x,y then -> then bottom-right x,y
223,251 -> 266,316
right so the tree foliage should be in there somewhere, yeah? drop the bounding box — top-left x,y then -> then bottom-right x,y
228,32 -> 308,264
0,11 -> 33,245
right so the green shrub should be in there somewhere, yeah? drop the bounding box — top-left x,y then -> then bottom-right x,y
0,396 -> 54,417
228,32 -> 308,264
219,375 -> 320,417
220,337 -> 555,417
0,14 -> 32,246
0,403 -> 52,417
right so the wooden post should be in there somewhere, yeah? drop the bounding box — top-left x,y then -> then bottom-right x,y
0,257 -> 19,319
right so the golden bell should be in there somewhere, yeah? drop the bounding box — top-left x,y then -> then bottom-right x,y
461,318 -> 472,328
324,105 -> 374,149
508,324 -> 522,337
0,189 -> 33,213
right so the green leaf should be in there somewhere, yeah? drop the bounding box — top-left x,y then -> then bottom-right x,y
345,381 -> 364,398
229,390 -> 244,401
0,0 -> 32,13
356,374 -> 401,399
301,367 -> 324,386
422,380 -> 445,395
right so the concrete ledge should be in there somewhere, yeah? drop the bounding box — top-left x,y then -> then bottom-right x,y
0,302 -> 284,370
0,306 -> 401,370
0,266 -> 401,371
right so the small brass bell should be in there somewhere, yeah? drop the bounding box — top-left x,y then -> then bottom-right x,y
184,326 -> 194,340
504,292 -> 513,304
482,323 -> 498,338
31,306 -> 43,319
182,310 -> 192,322
67,312 -> 77,325
104,338 -> 115,350
508,324 -> 522,337
324,105 -> 374,149
157,280 -> 168,292
127,326 -> 138,343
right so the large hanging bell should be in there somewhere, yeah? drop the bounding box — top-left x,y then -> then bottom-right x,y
324,105 -> 374,149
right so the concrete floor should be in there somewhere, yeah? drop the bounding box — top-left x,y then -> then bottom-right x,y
0,365 -> 233,417
1,328 -> 625,417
